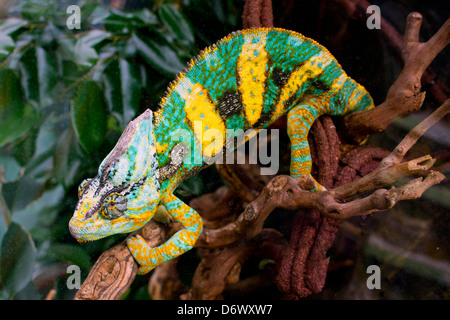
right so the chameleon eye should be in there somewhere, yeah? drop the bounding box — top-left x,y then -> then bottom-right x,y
78,179 -> 92,198
100,193 -> 127,219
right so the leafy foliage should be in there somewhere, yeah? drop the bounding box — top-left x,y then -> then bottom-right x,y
0,0 -> 241,299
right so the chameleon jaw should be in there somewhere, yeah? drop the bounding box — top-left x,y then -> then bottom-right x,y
68,219 -> 99,242
68,213 -> 115,242
68,209 -> 151,243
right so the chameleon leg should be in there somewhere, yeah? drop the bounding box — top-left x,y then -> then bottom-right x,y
287,100 -> 326,192
126,194 -> 203,275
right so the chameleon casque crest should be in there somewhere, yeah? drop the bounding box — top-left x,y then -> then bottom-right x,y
69,28 -> 374,275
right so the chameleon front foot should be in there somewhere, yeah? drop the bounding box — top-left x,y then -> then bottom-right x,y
126,195 -> 203,275
126,235 -> 158,275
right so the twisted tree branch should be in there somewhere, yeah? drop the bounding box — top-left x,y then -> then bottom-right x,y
343,10 -> 450,140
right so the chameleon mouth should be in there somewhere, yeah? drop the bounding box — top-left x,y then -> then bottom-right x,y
68,217 -> 102,242
68,212 -> 136,242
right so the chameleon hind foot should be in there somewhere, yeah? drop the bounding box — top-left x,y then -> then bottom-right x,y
296,173 -> 326,192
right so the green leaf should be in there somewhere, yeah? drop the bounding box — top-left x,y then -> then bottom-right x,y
0,218 -> 6,251
0,33 -> 15,59
56,36 -> 77,62
0,222 -> 37,295
11,0 -> 56,22
53,127 -> 81,188
132,31 -> 185,77
1,176 -> 41,213
0,103 -> 43,148
0,68 -> 43,147
79,29 -> 111,47
118,59 -> 141,123
0,68 -> 23,118
89,6 -> 110,25
60,59 -> 86,87
134,8 -> 158,25
0,156 -> 22,182
71,81 -> 107,153
107,37 -> 137,59
74,37 -> 99,68
10,127 -> 38,166
102,58 -> 121,115
11,185 -> 64,233
46,244 -> 92,270
103,58 -> 141,127
35,46 -> 58,107
22,119 -> 58,181
157,4 -> 195,46
72,30 -> 110,69
18,46 -> 39,104
0,18 -> 28,35
91,7 -> 157,33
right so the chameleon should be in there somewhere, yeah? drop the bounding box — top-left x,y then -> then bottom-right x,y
69,28 -> 374,275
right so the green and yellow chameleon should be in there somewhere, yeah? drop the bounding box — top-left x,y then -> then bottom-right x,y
69,28 -> 374,275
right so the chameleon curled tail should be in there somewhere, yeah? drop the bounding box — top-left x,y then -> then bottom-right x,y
70,28 -> 374,274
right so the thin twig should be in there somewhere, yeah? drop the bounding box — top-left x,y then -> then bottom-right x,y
382,99 -> 450,165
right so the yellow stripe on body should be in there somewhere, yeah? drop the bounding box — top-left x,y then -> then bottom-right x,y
176,76 -> 226,158
330,73 -> 347,92
272,51 -> 334,120
237,31 -> 269,126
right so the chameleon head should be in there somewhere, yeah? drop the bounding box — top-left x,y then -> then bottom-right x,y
69,109 -> 161,242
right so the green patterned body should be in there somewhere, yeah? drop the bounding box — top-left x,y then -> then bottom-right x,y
154,28 -> 373,190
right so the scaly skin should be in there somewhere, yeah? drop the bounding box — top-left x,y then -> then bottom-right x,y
69,28 -> 374,274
